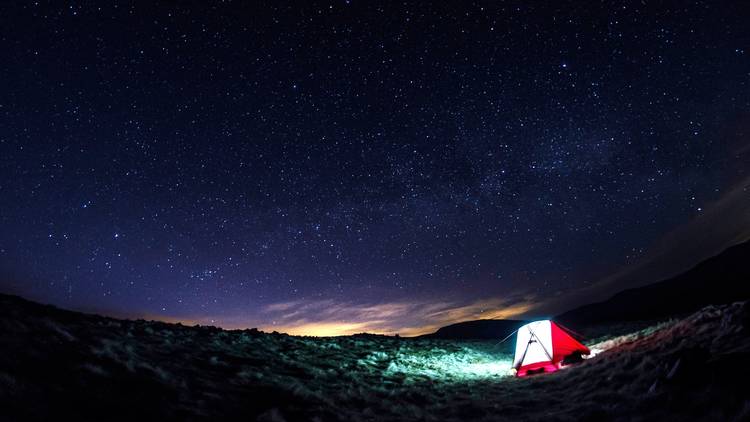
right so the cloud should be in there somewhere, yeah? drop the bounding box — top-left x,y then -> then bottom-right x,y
136,172 -> 749,337
253,294 -> 538,337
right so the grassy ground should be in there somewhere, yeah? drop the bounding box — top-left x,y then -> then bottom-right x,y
1,294 -> 748,421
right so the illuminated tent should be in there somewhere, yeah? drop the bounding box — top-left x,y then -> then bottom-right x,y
513,320 -> 590,377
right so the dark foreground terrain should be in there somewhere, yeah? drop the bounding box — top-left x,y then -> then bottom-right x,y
1,294 -> 749,421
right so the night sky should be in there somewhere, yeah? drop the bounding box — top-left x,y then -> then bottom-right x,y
1,1 -> 749,336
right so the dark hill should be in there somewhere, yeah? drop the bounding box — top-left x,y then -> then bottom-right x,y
557,239 -> 750,326
420,319 -> 527,340
423,239 -> 750,339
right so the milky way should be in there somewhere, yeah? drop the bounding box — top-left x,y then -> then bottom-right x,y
1,1 -> 748,334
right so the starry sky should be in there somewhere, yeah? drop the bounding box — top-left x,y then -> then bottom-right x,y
1,1 -> 749,336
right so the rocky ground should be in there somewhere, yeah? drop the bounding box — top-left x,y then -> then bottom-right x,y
1,294 -> 748,421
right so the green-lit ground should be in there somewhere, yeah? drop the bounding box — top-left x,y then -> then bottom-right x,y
373,340 -> 513,380
1,294 -> 748,421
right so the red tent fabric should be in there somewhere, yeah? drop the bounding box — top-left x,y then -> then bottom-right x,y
551,322 -> 590,362
513,320 -> 590,377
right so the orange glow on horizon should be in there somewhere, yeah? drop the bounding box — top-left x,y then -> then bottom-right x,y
137,296 -> 539,337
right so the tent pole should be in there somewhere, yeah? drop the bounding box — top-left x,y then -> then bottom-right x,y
494,329 -> 519,348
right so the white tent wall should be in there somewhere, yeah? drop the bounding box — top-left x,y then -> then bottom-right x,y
513,320 -> 554,369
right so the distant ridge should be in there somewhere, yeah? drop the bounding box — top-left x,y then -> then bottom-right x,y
421,239 -> 750,339
556,239 -> 750,326
419,319 -> 527,340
